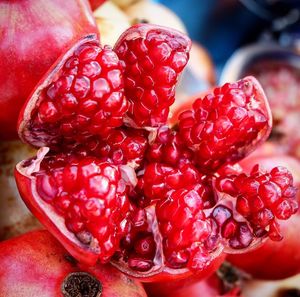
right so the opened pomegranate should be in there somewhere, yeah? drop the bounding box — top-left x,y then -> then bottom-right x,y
0,230 -> 147,297
228,153 -> 300,280
15,24 -> 298,282
0,0 -> 98,140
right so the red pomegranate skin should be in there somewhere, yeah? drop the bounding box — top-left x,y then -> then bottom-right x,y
0,230 -> 147,297
0,0 -> 98,140
144,271 -> 242,297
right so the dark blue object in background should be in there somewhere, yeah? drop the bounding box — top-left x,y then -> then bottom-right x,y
156,0 -> 300,76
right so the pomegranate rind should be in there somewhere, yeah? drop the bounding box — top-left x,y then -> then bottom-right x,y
14,147 -> 99,266
239,76 -> 273,158
17,34 -> 99,149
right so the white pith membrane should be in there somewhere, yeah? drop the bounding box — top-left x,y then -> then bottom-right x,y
18,34 -> 98,149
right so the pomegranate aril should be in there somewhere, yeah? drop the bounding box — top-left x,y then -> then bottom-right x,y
128,256 -> 154,272
114,24 -> 191,128
178,77 -> 272,172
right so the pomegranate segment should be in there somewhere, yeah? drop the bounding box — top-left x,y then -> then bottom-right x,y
114,23 -> 191,128
178,76 -> 272,172
18,35 -> 127,149
15,147 -> 134,266
216,165 -> 298,244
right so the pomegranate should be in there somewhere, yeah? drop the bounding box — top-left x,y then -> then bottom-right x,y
0,230 -> 147,297
227,153 -> 300,280
0,0 -> 98,140
14,24 -> 298,283
0,140 -> 41,240
144,263 -> 245,297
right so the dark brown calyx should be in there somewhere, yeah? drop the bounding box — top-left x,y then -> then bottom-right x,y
62,272 -> 102,297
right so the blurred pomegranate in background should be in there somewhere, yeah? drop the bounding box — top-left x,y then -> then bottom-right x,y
0,230 -> 147,297
0,141 -> 40,240
0,0 -> 98,140
144,263 -> 245,297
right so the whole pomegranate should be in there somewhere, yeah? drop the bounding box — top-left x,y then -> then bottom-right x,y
227,153 -> 300,280
0,230 -> 147,297
144,263 -> 245,297
0,0 -> 98,140
14,23 -> 299,284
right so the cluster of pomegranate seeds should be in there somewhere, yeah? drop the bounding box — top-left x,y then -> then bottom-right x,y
71,127 -> 149,168
20,38 -> 127,148
135,162 -> 201,206
156,188 -> 211,270
116,208 -> 158,272
146,126 -> 193,166
216,165 -> 298,241
178,77 -> 272,172
114,24 -> 191,128
15,24 -> 298,279
34,152 -> 130,263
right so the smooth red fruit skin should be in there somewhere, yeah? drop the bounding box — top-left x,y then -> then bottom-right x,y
178,76 -> 272,172
0,0 -> 98,140
0,230 -> 147,297
228,154 -> 300,280
114,23 -> 191,128
144,272 -> 242,297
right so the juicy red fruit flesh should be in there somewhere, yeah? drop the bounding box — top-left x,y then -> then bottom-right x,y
19,37 -> 127,148
178,77 -> 272,172
114,24 -> 191,128
28,151 -> 129,264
